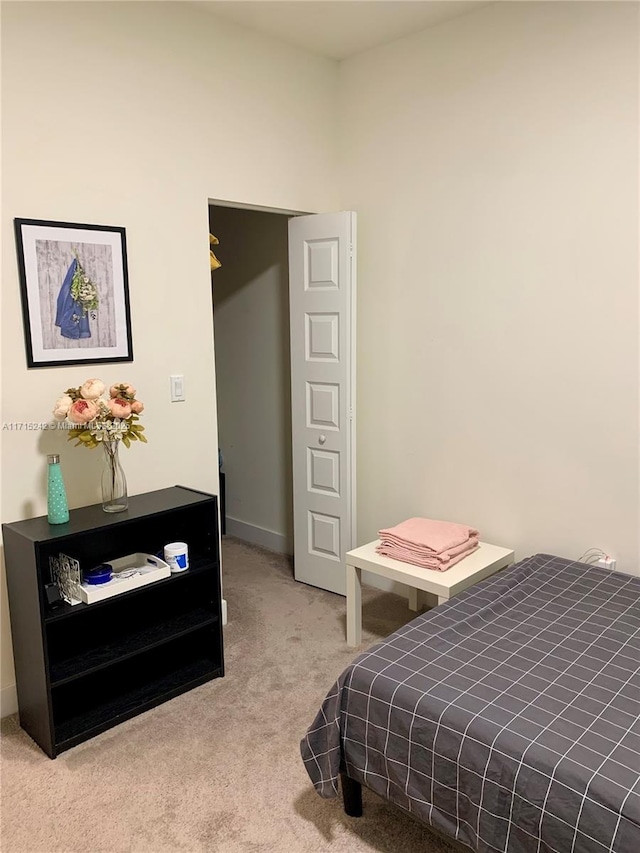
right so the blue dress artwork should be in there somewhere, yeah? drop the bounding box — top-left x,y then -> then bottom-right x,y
55,258 -> 91,340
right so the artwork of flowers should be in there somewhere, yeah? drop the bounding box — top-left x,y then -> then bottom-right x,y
15,218 -> 132,368
53,379 -> 146,448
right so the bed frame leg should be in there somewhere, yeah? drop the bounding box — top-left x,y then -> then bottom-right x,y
341,773 -> 362,817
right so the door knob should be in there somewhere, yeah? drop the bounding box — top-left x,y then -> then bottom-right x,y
318,434 -> 326,445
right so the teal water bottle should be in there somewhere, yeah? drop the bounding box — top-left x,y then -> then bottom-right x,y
47,454 -> 69,524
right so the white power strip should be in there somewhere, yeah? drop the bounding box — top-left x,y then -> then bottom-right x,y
596,556 -> 617,571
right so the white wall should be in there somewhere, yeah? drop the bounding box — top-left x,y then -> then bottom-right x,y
0,1 -> 339,705
340,1 -> 639,572
210,206 -> 293,553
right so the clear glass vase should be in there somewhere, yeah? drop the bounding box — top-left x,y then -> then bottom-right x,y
101,439 -> 128,513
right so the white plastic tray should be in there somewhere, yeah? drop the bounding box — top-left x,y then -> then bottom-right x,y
78,553 -> 171,605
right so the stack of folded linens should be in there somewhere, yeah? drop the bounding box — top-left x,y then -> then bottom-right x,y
376,517 -> 479,571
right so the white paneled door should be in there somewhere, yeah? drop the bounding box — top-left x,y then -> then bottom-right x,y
288,212 -> 356,596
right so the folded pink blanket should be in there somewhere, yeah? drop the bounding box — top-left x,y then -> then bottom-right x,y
378,517 -> 479,554
376,538 -> 479,571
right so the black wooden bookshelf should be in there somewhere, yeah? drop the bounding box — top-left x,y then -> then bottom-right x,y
2,486 -> 224,758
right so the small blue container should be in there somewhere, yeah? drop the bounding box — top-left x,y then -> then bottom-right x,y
84,563 -> 113,585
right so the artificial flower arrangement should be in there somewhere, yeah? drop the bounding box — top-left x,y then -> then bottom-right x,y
52,378 -> 146,448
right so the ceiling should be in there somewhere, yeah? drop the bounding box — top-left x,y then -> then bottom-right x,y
196,1 -> 492,61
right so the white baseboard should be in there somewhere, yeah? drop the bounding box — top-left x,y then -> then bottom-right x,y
1,684 -> 18,718
225,517 -> 291,555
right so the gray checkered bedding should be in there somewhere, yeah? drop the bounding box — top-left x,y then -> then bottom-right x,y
301,554 -> 640,853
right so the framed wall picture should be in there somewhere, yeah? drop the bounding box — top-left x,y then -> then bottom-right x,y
14,218 -> 133,368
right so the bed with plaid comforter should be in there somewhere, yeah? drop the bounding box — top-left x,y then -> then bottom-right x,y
301,554 -> 640,853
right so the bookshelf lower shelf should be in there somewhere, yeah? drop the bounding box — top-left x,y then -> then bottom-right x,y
53,636 -> 222,753
55,663 -> 222,752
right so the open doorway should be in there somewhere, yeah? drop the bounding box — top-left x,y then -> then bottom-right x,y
209,203 -> 295,555
210,202 -> 357,595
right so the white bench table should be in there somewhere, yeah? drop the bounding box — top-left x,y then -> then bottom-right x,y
345,540 -> 515,646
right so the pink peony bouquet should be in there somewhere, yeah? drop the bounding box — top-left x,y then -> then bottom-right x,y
52,379 -> 146,449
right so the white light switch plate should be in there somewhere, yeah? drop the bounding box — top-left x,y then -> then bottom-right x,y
170,375 -> 185,402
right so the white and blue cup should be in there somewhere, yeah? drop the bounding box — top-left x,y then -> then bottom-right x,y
164,541 -> 189,573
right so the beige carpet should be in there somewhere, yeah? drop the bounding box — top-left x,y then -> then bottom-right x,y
1,537 -> 468,853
